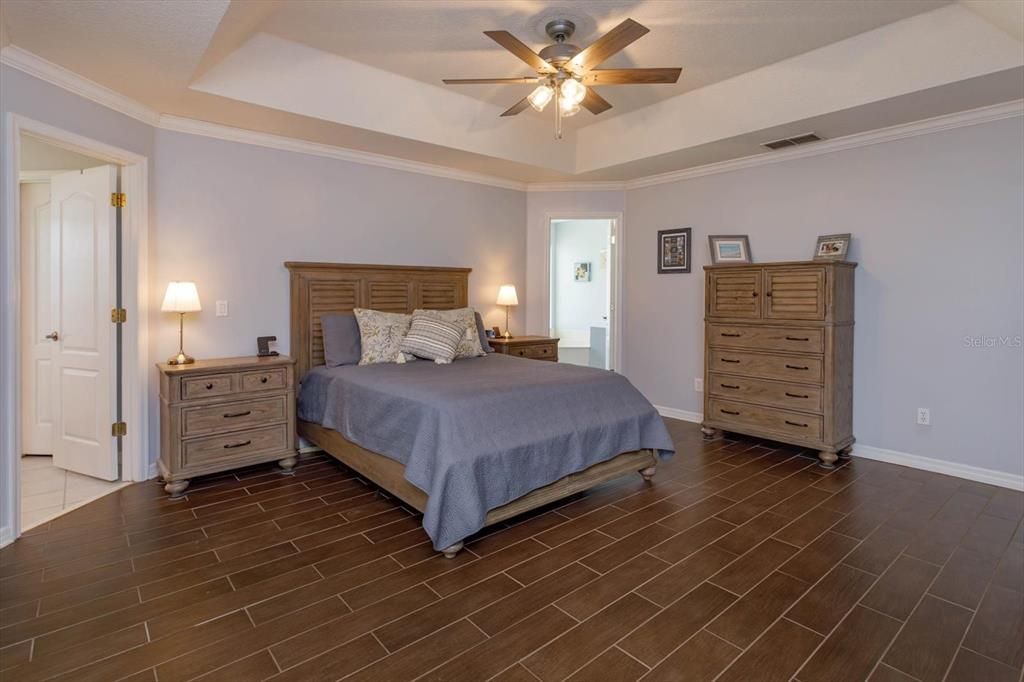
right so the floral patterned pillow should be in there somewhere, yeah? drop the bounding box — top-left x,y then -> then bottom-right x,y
353,308 -> 412,365
412,308 -> 486,359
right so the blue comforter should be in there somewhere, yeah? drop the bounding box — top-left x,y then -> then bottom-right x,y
298,353 -> 674,549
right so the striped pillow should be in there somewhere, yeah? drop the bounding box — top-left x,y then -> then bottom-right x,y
400,315 -> 465,364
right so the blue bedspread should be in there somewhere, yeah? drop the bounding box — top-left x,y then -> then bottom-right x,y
298,353 -> 674,550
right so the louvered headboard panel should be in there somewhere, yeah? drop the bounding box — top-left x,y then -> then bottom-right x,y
286,262 -> 471,382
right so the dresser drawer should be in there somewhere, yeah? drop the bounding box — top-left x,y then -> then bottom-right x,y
710,349 -> 823,384
708,325 -> 824,354
709,398 -> 823,441
182,424 -> 289,468
240,367 -> 287,392
181,395 -> 288,437
708,373 -> 823,413
509,344 -> 557,361
181,373 -> 235,400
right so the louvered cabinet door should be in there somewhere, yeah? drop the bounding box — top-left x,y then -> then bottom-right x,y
708,270 -> 762,319
764,267 -> 826,320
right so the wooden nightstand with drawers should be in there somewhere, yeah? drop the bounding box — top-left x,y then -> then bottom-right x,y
157,355 -> 298,498
490,336 -> 560,362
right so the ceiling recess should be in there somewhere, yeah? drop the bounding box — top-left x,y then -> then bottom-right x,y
761,132 -> 824,150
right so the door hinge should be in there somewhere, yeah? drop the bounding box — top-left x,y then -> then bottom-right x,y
111,192 -> 127,208
111,308 -> 127,323
111,421 -> 127,437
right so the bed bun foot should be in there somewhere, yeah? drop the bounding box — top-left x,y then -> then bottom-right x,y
640,466 -> 657,482
441,542 -> 464,559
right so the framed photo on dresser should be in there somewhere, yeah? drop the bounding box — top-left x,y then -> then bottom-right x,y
658,227 -> 692,274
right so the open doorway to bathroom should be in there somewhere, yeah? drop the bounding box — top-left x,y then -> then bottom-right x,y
549,218 -> 614,369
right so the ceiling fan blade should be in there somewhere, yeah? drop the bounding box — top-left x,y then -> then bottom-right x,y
582,68 -> 681,85
500,97 -> 532,117
581,89 -> 613,115
571,19 -> 650,73
484,30 -> 555,74
442,77 -> 539,85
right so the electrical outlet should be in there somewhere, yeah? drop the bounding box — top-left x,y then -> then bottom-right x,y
215,300 -> 229,317
694,378 -> 704,393
917,408 -> 930,426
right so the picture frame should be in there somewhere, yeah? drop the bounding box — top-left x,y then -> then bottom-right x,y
708,235 -> 752,265
657,227 -> 692,274
574,262 -> 592,282
813,233 -> 851,261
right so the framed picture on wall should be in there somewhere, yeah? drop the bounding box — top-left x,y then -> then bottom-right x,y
574,262 -> 592,281
813,233 -> 851,261
708,235 -> 752,265
658,227 -> 692,274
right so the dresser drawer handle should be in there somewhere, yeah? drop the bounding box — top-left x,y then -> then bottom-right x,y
223,440 -> 252,449
720,333 -> 741,338
720,409 -> 740,416
720,383 -> 740,390
260,377 -> 268,384
785,336 -> 810,342
784,392 -> 809,399
785,364 -> 809,370
766,292 -> 773,297
751,292 -> 758,298
720,358 -> 741,364
785,420 -> 808,428
224,410 -> 252,419
205,383 -> 214,390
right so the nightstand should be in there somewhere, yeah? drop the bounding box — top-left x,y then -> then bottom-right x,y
490,336 -> 560,362
157,355 -> 298,498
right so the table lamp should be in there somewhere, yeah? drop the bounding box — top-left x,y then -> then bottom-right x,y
161,281 -> 201,365
496,284 -> 519,339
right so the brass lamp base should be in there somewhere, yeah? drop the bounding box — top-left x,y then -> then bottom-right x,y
167,351 -> 195,365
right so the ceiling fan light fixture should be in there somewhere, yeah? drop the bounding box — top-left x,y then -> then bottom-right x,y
560,78 -> 587,104
528,84 -> 554,112
559,96 -> 581,117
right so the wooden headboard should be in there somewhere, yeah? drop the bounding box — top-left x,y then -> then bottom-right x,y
285,262 -> 471,381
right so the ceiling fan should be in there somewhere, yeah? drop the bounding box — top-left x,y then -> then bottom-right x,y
443,18 -> 681,138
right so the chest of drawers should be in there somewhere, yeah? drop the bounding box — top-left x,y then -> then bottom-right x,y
702,262 -> 856,467
157,356 -> 298,497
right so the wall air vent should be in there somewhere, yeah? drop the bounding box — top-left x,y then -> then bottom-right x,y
761,132 -> 824,150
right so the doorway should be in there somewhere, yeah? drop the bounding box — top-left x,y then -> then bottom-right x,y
549,218 -> 615,369
17,136 -> 127,529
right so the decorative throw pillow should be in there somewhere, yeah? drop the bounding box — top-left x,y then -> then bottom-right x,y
353,308 -> 412,365
413,308 -> 486,359
400,315 -> 465,364
321,313 -> 361,367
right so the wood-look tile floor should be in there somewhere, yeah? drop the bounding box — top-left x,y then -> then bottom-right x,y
1,419 -> 1022,682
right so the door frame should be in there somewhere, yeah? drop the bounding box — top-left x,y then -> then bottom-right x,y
543,211 -> 623,372
1,114 -> 151,545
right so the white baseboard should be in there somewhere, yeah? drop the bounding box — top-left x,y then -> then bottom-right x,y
655,405 -> 703,423
147,461 -> 159,480
654,404 -> 1022,491
852,444 -> 1023,491
0,526 -> 12,548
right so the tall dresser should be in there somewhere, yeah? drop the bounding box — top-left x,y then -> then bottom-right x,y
702,261 -> 856,467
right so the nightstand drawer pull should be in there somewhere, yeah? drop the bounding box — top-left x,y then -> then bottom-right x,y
260,377 -> 268,383
720,332 -> 741,338
223,410 -> 252,418
785,364 -> 809,371
784,392 -> 810,399
223,440 -> 252,449
720,358 -> 740,364
720,383 -> 740,390
720,409 -> 740,416
785,336 -> 810,342
205,383 -> 214,390
785,420 -> 808,428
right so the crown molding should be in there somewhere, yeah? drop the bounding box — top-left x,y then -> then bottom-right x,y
0,45 -> 160,126
157,115 -> 528,191
526,181 -> 626,193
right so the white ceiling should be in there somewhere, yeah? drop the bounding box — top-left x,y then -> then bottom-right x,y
1,0 -> 1021,183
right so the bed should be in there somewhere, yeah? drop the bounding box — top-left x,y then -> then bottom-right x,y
287,262 -> 674,557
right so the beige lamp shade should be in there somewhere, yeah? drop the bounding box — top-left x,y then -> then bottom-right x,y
496,284 -> 519,307
161,281 -> 202,313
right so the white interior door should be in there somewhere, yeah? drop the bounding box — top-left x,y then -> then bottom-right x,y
20,182 -> 55,454
50,166 -> 119,480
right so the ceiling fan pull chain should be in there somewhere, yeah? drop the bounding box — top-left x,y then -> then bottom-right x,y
555,89 -> 563,139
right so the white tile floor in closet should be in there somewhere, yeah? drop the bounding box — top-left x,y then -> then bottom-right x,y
21,455 -> 128,530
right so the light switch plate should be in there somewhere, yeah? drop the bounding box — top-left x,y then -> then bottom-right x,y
215,300 -> 228,317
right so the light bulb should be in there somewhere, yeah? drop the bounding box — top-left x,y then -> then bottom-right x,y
560,78 -> 586,104
559,96 -> 581,117
528,85 -> 554,112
